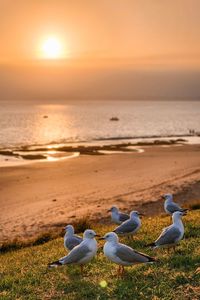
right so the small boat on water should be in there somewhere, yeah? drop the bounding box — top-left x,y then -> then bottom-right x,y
110,117 -> 119,121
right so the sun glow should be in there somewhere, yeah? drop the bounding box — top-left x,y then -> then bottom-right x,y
40,36 -> 67,59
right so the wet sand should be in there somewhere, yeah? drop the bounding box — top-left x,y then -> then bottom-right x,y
0,144 -> 200,244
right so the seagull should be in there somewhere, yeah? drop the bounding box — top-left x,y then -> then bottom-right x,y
101,232 -> 155,275
113,211 -> 142,238
163,194 -> 188,215
48,229 -> 98,273
146,211 -> 186,252
64,225 -> 83,251
108,206 -> 129,224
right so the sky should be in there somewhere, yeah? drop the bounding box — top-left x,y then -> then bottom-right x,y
0,0 -> 200,101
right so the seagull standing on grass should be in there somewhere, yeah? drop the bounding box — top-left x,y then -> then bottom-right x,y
113,211 -> 142,239
146,211 -> 186,252
108,206 -> 129,224
101,232 -> 155,275
48,229 -> 98,273
163,194 -> 188,215
64,225 -> 83,251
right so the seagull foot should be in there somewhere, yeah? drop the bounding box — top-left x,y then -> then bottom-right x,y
117,265 -> 125,277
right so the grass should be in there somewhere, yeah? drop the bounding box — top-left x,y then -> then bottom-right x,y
0,211 -> 200,300
187,201 -> 200,210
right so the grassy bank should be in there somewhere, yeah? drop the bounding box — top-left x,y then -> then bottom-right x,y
0,211 -> 200,300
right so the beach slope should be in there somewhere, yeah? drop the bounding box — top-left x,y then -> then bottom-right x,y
0,144 -> 200,244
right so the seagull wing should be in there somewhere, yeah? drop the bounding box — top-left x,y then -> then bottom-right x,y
116,244 -> 155,264
66,236 -> 83,250
155,226 -> 181,246
119,213 -> 130,222
61,243 -> 92,264
166,202 -> 183,213
114,219 -> 138,234
74,235 -> 83,242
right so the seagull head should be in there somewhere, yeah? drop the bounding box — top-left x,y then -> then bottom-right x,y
130,210 -> 143,219
172,211 -> 187,221
83,229 -> 98,239
64,224 -> 74,234
162,194 -> 173,201
100,232 -> 119,243
108,206 -> 118,213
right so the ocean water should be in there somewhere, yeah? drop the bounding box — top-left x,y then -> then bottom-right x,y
0,100 -> 200,149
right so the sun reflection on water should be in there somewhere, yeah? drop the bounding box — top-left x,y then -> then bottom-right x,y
28,104 -> 79,147
46,152 -> 79,162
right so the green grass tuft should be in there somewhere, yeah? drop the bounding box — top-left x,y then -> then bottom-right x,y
188,201 -> 200,210
73,217 -> 92,233
0,210 -> 200,299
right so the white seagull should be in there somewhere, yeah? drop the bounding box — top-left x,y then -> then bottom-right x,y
48,229 -> 98,273
113,211 -> 142,238
163,194 -> 188,215
147,211 -> 186,251
101,232 -> 155,275
108,206 -> 129,224
64,225 -> 83,251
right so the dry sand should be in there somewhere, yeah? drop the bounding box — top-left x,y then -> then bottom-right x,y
0,144 -> 200,244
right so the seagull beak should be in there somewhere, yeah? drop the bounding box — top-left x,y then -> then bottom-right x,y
182,211 -> 187,216
107,209 -> 111,212
98,237 -> 105,240
161,195 -> 165,200
95,234 -> 100,237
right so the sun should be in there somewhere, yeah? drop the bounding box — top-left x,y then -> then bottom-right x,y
40,36 -> 65,59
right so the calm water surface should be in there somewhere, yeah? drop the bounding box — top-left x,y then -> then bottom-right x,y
0,100 -> 199,149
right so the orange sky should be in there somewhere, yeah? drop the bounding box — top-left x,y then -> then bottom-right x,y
0,0 -> 200,65
0,0 -> 200,101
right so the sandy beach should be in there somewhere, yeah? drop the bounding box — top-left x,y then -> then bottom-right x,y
0,144 -> 200,245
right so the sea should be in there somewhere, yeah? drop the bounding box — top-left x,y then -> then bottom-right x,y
0,100 -> 200,166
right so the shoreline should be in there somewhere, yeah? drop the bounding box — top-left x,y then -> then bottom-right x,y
0,144 -> 200,246
1,135 -> 200,168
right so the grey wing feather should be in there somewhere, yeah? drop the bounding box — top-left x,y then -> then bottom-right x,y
66,237 -> 83,250
114,220 -> 138,234
116,244 -> 153,263
60,244 -> 91,264
167,202 -> 182,213
119,213 -> 129,222
156,226 -> 181,245
74,235 -> 83,242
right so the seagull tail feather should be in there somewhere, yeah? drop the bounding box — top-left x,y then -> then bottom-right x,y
139,252 -> 156,262
147,256 -> 156,263
113,229 -> 123,234
48,260 -> 62,268
145,242 -> 156,248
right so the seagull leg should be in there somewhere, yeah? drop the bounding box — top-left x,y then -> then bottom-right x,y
117,265 -> 121,276
80,265 -> 84,274
128,235 -> 132,241
121,266 -> 125,276
117,265 -> 125,277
